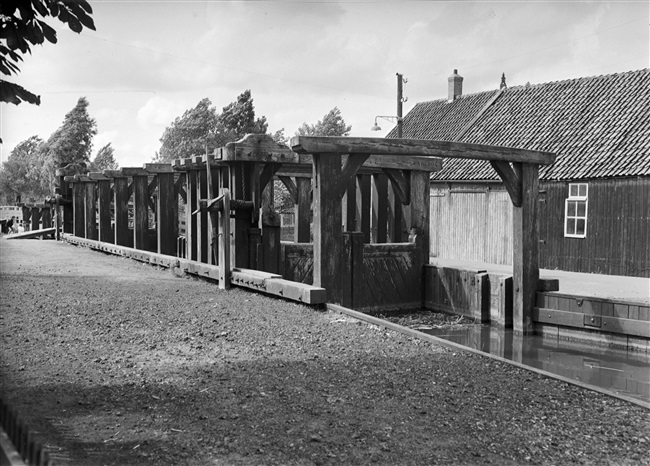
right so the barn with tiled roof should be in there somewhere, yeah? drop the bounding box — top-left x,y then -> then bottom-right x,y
389,69 -> 649,277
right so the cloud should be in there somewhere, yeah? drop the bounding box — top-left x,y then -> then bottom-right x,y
137,96 -> 184,129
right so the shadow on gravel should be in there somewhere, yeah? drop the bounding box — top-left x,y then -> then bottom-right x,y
4,353 -> 649,466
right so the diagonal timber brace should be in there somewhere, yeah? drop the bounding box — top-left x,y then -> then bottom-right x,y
383,168 -> 411,205
490,160 -> 522,207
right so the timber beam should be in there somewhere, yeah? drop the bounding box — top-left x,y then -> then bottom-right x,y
291,136 -> 556,165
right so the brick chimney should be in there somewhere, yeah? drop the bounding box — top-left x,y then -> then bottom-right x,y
448,69 -> 463,102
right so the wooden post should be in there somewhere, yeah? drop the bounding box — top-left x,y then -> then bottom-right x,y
312,153 -> 342,303
356,174 -> 371,243
132,174 -> 149,250
157,172 -> 177,256
60,177 -> 73,234
197,167 -> 209,263
97,179 -> 112,243
186,170 -> 198,261
341,231 -> 364,308
294,177 -> 311,243
261,178 -> 281,273
41,206 -> 52,229
388,181 -> 403,242
84,181 -> 97,240
371,173 -> 388,243
113,176 -> 130,247
342,177 -> 357,231
231,163 -> 252,267
410,170 -> 431,262
72,182 -> 85,237
30,206 -> 41,231
513,163 -> 539,334
218,188 -> 231,289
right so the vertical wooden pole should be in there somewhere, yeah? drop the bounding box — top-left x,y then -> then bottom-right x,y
313,153 -> 342,303
261,179 -> 281,273
231,163 -> 252,267
294,177 -> 311,243
72,182 -> 85,237
388,181 -> 403,242
97,179 -> 112,243
157,172 -> 177,256
341,231 -> 364,309
218,188 -> 231,289
113,177 -> 130,247
208,166 -> 220,265
41,207 -> 52,229
84,181 -> 97,240
513,163 -> 539,334
410,170 -> 430,261
31,206 -> 41,231
371,173 -> 388,243
60,176 -> 73,234
186,170 -> 198,261
356,174 -> 371,243
197,167 -> 209,263
342,177 -> 357,231
132,175 -> 149,251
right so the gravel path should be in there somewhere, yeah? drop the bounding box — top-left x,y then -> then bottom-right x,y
1,238 -> 649,465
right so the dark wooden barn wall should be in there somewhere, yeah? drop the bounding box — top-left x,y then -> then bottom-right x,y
540,177 -> 649,277
429,177 -> 649,278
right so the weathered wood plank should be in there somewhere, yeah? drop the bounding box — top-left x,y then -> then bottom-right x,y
490,160 -> 522,207
113,176 -> 130,247
97,179 -> 112,243
291,136 -> 555,165
295,177 -> 311,243
312,153 -> 342,303
157,172 -> 177,256
132,175 -> 149,251
72,181 -> 85,238
513,164 -> 540,334
371,173 -> 388,243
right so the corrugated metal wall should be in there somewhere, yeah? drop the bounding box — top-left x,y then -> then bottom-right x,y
430,177 -> 650,277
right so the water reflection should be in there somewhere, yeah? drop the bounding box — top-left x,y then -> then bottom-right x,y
425,325 -> 650,404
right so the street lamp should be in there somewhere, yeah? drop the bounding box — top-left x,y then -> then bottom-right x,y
370,73 -> 407,137
371,115 -> 402,132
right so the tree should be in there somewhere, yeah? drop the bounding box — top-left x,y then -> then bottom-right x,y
157,91 -> 269,162
0,0 -> 96,106
39,97 -> 97,190
0,135 -> 50,203
219,90 -> 268,139
90,143 -> 118,172
158,98 -> 221,162
44,96 -> 97,167
296,107 -> 351,137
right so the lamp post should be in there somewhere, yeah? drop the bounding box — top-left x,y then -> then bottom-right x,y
371,73 -> 407,137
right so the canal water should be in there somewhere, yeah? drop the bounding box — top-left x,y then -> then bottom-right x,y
424,325 -> 650,404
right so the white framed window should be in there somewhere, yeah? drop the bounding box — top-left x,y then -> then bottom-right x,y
564,183 -> 588,238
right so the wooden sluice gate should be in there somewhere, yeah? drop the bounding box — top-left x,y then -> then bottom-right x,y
55,135 -> 555,333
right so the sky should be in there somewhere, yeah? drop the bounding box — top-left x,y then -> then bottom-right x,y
1,0 -> 648,167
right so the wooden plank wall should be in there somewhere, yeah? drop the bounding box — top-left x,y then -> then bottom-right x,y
430,177 -> 650,278
430,184 -> 511,265
279,243 -> 314,284
540,177 -> 650,277
353,241 -> 424,312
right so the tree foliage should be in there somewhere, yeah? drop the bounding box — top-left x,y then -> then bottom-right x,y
157,90 -> 269,162
90,143 -> 118,172
0,135 -> 50,203
296,107 -> 351,137
0,0 -> 96,106
43,96 -> 97,169
158,98 -> 220,162
219,90 -> 268,139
